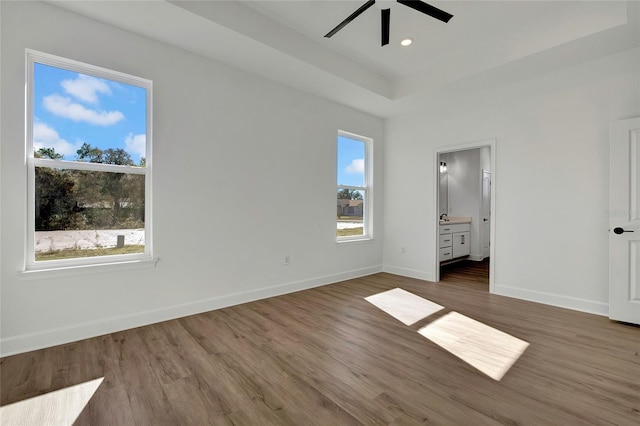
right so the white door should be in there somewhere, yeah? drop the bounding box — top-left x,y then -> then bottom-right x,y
481,170 -> 491,259
609,117 -> 640,324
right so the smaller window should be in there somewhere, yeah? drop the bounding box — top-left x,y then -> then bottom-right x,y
336,131 -> 372,241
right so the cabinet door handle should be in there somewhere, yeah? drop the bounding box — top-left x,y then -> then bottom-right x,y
461,235 -> 465,244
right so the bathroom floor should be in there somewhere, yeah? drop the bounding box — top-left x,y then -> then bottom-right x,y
441,258 -> 489,291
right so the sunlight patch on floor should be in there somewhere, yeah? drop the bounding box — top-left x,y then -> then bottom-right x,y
0,377 -> 104,425
418,312 -> 529,380
365,288 -> 445,325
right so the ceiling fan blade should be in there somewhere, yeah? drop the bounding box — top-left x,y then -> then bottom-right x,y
381,8 -> 390,46
396,0 -> 453,23
325,0 -> 376,38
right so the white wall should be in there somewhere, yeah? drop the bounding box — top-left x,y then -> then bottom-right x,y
0,1 -> 384,356
438,153 -> 449,216
447,148 -> 483,259
383,47 -> 640,315
480,146 -> 490,173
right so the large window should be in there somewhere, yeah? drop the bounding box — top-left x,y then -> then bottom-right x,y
337,131 -> 372,240
26,50 -> 152,269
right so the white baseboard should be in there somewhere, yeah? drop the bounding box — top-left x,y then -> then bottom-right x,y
494,284 -> 609,317
468,254 -> 485,262
382,265 -> 434,282
0,265 -> 383,357
382,265 -> 608,317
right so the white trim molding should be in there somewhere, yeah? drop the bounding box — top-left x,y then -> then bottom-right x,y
382,265 -> 434,282
494,284 -> 609,317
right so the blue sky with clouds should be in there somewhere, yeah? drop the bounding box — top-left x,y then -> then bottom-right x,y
33,62 -> 147,164
337,135 -> 365,187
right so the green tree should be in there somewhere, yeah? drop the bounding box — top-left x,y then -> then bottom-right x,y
34,168 -> 79,230
76,143 -> 143,228
35,147 -> 64,160
33,147 -> 83,231
77,143 -> 134,166
33,144 -> 144,231
76,143 -> 104,163
338,188 -> 363,200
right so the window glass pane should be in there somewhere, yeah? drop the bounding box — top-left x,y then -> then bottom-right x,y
33,62 -> 147,166
337,189 -> 364,238
35,166 -> 145,261
337,135 -> 365,187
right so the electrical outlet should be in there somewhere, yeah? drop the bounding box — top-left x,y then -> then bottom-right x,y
284,255 -> 290,265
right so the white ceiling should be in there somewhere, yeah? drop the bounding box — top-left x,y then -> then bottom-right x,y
49,1 -> 639,117
246,1 -> 623,78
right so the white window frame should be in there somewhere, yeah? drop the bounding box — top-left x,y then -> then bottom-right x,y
25,50 -> 153,271
336,130 -> 373,242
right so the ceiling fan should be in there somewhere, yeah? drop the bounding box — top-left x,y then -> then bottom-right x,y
324,0 -> 453,47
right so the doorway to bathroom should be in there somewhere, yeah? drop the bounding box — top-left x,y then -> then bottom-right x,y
434,140 -> 496,293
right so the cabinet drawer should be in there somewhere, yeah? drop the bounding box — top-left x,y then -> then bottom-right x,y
439,247 -> 453,262
439,223 -> 470,234
439,233 -> 453,248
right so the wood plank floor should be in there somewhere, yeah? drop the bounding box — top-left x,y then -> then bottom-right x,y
441,258 -> 489,290
1,272 -> 639,425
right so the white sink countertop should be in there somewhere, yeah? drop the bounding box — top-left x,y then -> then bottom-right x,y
439,216 -> 472,225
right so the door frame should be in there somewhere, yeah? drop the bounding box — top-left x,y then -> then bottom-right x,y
434,138 -> 497,293
481,169 -> 491,259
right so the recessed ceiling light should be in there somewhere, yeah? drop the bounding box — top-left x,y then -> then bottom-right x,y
400,38 -> 413,47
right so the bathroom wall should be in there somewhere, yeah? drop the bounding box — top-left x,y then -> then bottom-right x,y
446,148 -> 486,259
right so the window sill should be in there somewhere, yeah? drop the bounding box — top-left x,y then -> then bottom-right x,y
336,237 -> 375,245
19,258 -> 159,280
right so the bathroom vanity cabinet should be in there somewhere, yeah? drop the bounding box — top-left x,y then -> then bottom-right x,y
439,221 -> 470,262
